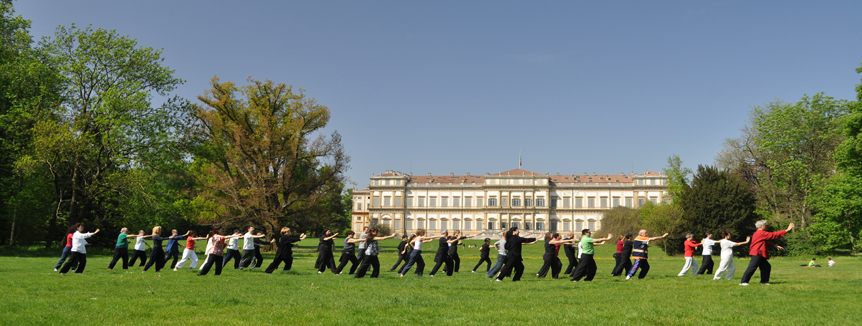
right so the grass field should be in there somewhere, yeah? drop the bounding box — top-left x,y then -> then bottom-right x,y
1,239 -> 859,325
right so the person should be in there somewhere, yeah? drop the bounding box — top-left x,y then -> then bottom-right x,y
397,235 -> 416,274
612,233 -> 634,277
264,227 -> 307,273
175,230 -> 207,271
198,233 -> 214,270
164,229 -> 187,270
400,229 -> 435,277
128,230 -> 152,267
487,235 -> 509,278
250,232 -> 270,269
222,229 -> 243,269
472,238 -> 492,273
354,228 -> 396,278
336,231 -> 359,274
611,234 -> 625,276
697,233 -> 718,275
356,227 -> 369,267
390,235 -> 410,272
316,229 -> 339,274
429,230 -> 455,277
570,229 -> 613,282
713,231 -> 749,280
827,258 -> 835,267
108,227 -> 146,270
54,224 -> 80,272
58,224 -> 100,274
537,233 -> 573,279
626,230 -> 668,280
198,227 -> 228,276
496,227 -> 538,282
444,230 -> 475,273
563,232 -> 578,276
239,227 -> 266,270
740,221 -> 795,286
678,233 -> 702,276
806,258 -> 821,267
143,226 -> 176,273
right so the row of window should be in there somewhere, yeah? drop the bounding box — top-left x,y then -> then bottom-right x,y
368,196 -> 658,208
372,178 -> 662,187
365,218 -> 596,232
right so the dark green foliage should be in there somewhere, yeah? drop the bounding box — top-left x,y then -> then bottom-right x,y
594,206 -> 641,239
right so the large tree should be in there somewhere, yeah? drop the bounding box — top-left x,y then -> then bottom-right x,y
189,77 -> 350,235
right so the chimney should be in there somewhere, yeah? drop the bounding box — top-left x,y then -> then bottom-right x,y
466,172 -> 470,176
428,173 -> 432,176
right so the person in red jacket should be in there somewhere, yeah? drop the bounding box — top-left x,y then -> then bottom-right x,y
740,221 -> 795,286
678,233 -> 702,276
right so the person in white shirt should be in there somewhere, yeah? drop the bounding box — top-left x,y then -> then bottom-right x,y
713,231 -> 750,280
827,257 -> 835,267
239,226 -> 266,270
58,224 -> 100,274
697,233 -> 718,275
128,230 -> 152,267
222,229 -> 243,269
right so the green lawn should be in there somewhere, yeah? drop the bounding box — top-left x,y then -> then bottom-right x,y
1,239 -> 859,325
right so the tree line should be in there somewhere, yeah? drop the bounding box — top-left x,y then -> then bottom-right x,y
0,1 -> 351,248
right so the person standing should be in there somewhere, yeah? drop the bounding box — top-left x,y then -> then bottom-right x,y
626,230 -> 668,280
713,231 -> 749,280
143,226 -> 176,273
487,235 -> 509,278
472,238 -> 492,273
563,232 -> 578,276
612,233 -> 634,277
54,224 -> 80,272
389,235 -> 410,272
678,233 -> 702,276
222,229 -> 243,270
739,221 -> 794,286
264,227 -> 307,273
336,231 -> 359,274
175,230 -> 207,271
239,227 -> 266,270
164,229 -> 187,270
400,229 -> 435,277
570,229 -> 613,282
397,235 -> 416,274
446,230 -> 474,273
128,230 -> 152,267
316,229 -> 339,274
198,228 -> 228,276
355,227 -> 369,267
537,233 -> 573,279
58,225 -> 100,274
354,228 -> 396,279
429,230 -> 454,277
697,233 -> 718,275
250,232 -> 270,269
495,228 -> 538,282
108,227 -> 146,270
611,235 -> 625,276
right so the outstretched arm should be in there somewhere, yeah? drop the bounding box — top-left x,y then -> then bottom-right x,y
648,233 -> 669,241
323,233 -> 339,241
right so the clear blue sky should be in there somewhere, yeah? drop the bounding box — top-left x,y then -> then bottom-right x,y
16,1 -> 862,187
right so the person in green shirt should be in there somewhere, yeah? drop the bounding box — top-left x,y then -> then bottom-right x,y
108,227 -> 146,270
570,229 -> 613,282
807,258 -> 821,267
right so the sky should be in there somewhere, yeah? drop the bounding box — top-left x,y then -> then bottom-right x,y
15,1 -> 862,188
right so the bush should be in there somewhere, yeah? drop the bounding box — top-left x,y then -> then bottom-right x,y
377,224 -> 392,237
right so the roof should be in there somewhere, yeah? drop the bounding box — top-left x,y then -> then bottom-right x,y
549,174 -> 633,183
489,169 -> 545,176
408,175 -> 486,184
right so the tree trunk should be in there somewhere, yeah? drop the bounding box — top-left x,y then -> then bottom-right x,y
8,173 -> 24,246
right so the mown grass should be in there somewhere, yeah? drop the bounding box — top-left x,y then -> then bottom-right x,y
1,239 -> 859,325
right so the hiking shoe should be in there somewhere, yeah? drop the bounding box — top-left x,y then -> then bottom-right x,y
739,283 -> 749,286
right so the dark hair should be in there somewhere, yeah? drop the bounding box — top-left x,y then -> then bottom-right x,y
402,235 -> 408,239
233,229 -> 240,234
347,231 -> 355,236
212,227 -> 222,235
484,238 -> 490,243
323,229 -> 331,235
581,229 -> 590,235
705,232 -> 712,237
544,232 -> 554,242
553,233 -> 560,240
366,228 -> 379,244
721,230 -> 731,238
188,230 -> 196,237
625,233 -> 633,240
66,223 -> 82,235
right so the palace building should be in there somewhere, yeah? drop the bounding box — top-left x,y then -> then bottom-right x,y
351,168 -> 667,237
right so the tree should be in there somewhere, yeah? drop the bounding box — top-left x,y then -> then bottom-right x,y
675,165 -> 759,256
639,202 -> 683,256
189,77 -> 350,236
663,154 -> 693,201
594,206 -> 641,238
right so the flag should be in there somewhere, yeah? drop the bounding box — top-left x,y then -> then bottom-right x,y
519,152 -> 522,167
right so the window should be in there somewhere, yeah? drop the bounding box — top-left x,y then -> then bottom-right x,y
356,203 -> 361,211
385,179 -> 390,185
502,198 -> 508,206
525,222 -> 531,230
550,198 -> 557,208
374,180 -> 379,185
639,199 -> 645,207
406,220 -> 412,229
588,221 -> 595,231
612,197 -> 619,207
418,220 -> 424,228
394,221 -> 400,229
588,198 -> 595,208
537,222 -> 545,231
371,218 -> 378,227
525,198 -> 532,207
441,197 -> 448,207
384,196 -> 391,207
650,197 -> 657,204
625,198 -> 632,207
395,198 -> 401,207
465,197 -> 471,207
563,198 -> 570,208
488,198 -> 498,206
638,179 -> 643,185
512,222 -> 520,229
418,197 -> 425,207
465,221 -> 471,230
429,197 -> 436,207
406,197 -> 413,207
501,222 -> 507,229
600,197 -> 607,208
576,221 -> 583,231
477,197 -> 483,207
453,221 -> 459,230
429,221 -> 436,230
564,222 -> 570,231
536,198 -> 545,207
373,197 -> 380,207
512,198 -> 521,207
383,220 -> 390,226
440,221 -> 446,230
576,198 -> 582,208
453,197 -> 459,207
488,222 -> 495,230
651,179 -> 655,185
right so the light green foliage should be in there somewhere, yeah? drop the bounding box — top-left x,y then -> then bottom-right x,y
662,154 -> 692,201
639,201 -> 684,256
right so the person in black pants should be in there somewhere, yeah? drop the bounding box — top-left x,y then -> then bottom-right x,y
563,232 -> 579,276
537,233 -> 575,278
444,230 -> 474,273
354,228 -> 396,278
429,231 -> 455,277
128,230 -> 151,267
496,227 -> 538,282
571,229 -> 613,282
612,233 -> 634,276
697,233 -> 717,275
316,229 -> 339,274
58,224 -> 100,274
400,229 -> 435,277
143,226 -> 177,273
164,229 -> 187,270
108,228 -> 146,270
336,231 -> 360,274
472,238 -> 493,273
251,232 -> 270,268
390,235 -> 410,271
264,227 -> 306,273
198,228 -> 227,276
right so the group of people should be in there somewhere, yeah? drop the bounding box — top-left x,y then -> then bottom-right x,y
53,220 -> 802,285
